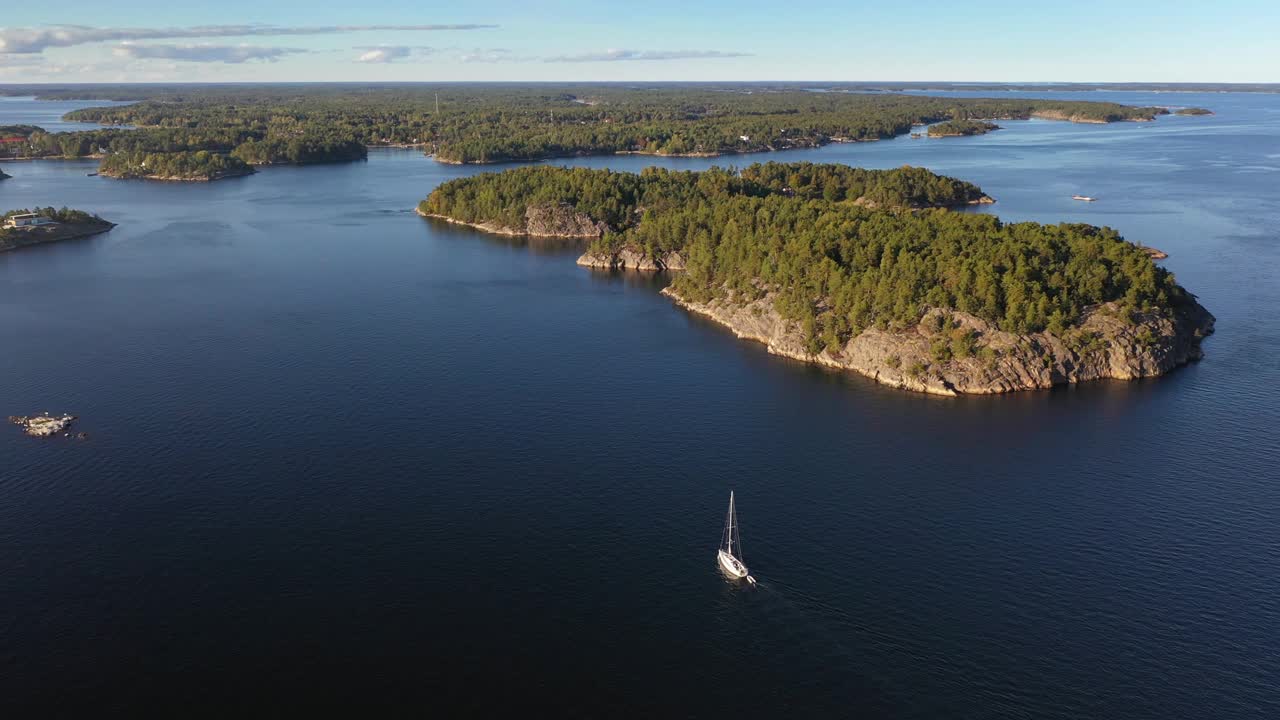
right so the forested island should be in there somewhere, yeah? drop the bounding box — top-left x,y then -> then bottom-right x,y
1,208 -> 115,252
98,150 -> 254,181
0,85 -> 1170,169
1174,107 -> 1214,116
928,120 -> 1001,137
420,162 -> 1213,395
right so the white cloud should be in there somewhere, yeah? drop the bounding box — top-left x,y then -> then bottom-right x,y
545,49 -> 751,63
355,46 -> 435,64
0,24 -> 497,55
114,43 -> 306,64
0,54 -> 42,66
456,48 -> 529,63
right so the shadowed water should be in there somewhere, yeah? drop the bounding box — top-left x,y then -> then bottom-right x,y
1,91 -> 1278,718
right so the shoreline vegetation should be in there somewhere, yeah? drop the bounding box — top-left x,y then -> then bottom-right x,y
419,162 -> 1213,395
1,207 -> 115,253
927,119 -> 1002,137
2,86 -> 1173,172
1174,107 -> 1214,116
2,120 -> 365,182
98,150 -> 255,182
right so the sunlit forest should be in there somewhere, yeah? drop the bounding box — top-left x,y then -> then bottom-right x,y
425,162 -> 1191,351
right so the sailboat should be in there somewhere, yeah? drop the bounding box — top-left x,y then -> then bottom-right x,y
717,491 -> 756,583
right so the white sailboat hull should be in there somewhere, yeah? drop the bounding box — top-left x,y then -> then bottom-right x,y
718,549 -> 749,579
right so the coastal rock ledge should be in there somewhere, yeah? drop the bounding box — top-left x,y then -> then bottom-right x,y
576,248 -> 686,271
662,287 -> 1215,396
417,202 -> 607,238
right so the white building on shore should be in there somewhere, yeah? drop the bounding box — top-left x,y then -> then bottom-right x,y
3,213 -> 57,228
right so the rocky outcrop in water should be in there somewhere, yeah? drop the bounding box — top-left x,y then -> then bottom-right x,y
9,413 -> 77,437
663,287 -> 1214,396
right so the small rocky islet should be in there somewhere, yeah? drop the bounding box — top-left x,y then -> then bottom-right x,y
419,162 -> 1214,396
8,413 -> 86,439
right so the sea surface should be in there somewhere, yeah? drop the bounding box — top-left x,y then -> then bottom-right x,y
2,91 -> 1279,719
0,96 -> 135,132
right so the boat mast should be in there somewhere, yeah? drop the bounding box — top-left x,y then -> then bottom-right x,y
726,491 -> 736,556
732,492 -> 742,561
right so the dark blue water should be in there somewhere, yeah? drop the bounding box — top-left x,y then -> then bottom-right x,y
2,92 -> 1278,719
0,96 -> 133,132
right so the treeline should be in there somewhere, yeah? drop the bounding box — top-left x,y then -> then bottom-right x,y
230,137 -> 366,165
1,125 -> 366,166
2,207 -> 101,224
739,162 -> 988,206
1,124 -> 42,139
22,85 -> 1168,165
423,164 -> 1191,345
99,151 -> 254,181
927,119 -> 1001,137
665,198 -> 1187,349
421,162 -> 987,232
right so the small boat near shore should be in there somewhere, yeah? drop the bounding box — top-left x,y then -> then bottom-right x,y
1072,195 -> 1097,202
717,491 -> 756,584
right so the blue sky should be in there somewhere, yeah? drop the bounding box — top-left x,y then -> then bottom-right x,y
1,0 -> 1276,83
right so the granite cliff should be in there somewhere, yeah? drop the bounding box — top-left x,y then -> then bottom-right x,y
663,287 -> 1213,396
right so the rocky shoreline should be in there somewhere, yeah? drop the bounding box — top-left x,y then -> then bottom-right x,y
662,286 -> 1214,396
416,204 -> 608,238
427,206 -> 1213,395
576,248 -> 687,271
419,162 -> 1210,396
99,168 -> 256,182
0,220 -> 117,253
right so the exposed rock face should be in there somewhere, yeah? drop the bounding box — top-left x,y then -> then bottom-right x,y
418,203 -> 606,238
524,203 -> 608,238
663,287 -> 1214,396
9,413 -> 77,437
576,247 -> 685,271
